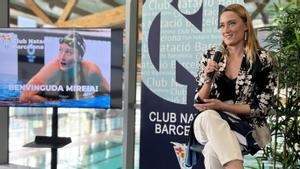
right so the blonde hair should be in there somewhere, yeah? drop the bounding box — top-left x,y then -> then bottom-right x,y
221,4 -> 260,65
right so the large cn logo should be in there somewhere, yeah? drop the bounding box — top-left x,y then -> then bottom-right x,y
142,0 -> 242,104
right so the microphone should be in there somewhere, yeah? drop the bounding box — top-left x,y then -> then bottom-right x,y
205,46 -> 224,83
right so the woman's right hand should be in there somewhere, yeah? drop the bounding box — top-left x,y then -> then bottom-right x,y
19,92 -> 48,103
204,59 -> 220,80
196,59 -> 220,100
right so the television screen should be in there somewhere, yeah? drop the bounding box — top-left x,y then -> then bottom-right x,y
0,28 -> 123,108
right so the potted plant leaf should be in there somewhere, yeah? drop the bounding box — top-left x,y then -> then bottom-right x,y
256,0 -> 300,168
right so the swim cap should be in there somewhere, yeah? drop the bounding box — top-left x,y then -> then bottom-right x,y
59,32 -> 86,57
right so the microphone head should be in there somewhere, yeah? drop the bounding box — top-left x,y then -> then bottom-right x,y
205,45 -> 224,84
213,45 -> 224,63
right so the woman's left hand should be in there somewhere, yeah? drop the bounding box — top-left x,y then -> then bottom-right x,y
194,98 -> 225,111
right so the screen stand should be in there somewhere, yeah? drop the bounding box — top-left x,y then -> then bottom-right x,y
23,107 -> 71,169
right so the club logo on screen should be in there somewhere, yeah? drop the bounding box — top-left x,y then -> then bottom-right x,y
26,42 -> 36,63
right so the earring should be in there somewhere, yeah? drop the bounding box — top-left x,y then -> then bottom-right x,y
244,31 -> 248,41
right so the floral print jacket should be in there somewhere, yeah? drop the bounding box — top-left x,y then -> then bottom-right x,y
195,48 -> 277,126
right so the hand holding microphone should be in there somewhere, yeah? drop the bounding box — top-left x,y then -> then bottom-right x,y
205,46 -> 224,83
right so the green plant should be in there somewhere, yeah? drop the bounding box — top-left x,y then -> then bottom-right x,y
261,0 -> 300,168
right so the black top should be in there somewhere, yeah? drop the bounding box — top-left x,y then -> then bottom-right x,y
215,73 -> 236,101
